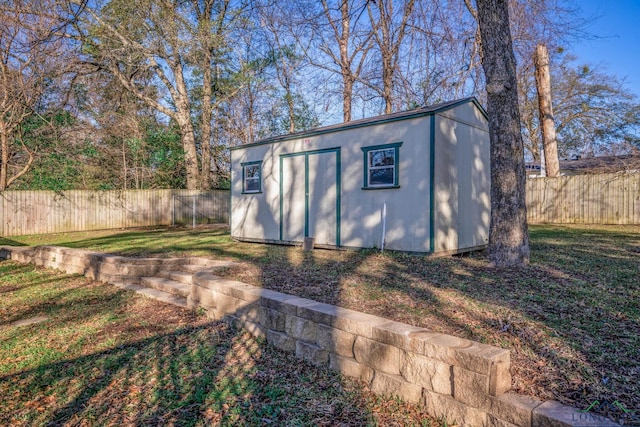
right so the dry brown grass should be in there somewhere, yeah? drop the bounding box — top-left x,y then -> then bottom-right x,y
5,223 -> 640,420
0,261 -> 440,426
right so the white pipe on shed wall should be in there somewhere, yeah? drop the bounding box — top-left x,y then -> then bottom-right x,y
381,201 -> 387,252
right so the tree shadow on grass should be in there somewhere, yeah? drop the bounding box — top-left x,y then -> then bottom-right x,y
0,237 -> 28,246
11,225 -> 640,418
0,249 -> 435,426
44,227 -> 236,259
0,262 -> 131,329
357,226 -> 640,414
0,266 -> 72,296
0,321 -> 381,426
198,227 -> 640,417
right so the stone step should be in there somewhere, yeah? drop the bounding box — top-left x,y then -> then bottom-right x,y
114,282 -> 188,308
159,270 -> 193,285
186,257 -> 219,266
177,260 -> 236,273
140,277 -> 190,298
175,264 -> 211,273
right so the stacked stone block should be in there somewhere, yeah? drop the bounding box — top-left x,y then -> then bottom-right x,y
0,245 -> 229,285
189,272 -> 539,426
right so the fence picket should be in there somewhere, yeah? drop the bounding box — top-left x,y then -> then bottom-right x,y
2,174 -> 638,237
0,189 -> 229,237
526,173 -> 640,224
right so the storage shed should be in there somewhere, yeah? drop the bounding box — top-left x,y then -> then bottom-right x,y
230,97 -> 490,254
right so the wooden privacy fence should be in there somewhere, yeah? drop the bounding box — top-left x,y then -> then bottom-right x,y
2,176 -> 638,236
0,190 -> 229,237
526,172 -> 640,224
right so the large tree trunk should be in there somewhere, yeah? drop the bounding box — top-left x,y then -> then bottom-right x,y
200,50 -> 213,189
0,126 -> 8,191
382,53 -> 393,114
342,75 -> 353,122
476,0 -> 530,266
173,63 -> 200,190
339,1 -> 352,123
534,43 -> 560,177
176,115 -> 200,190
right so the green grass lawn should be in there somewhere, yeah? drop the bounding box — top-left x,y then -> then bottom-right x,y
2,223 -> 639,420
0,261 -> 438,426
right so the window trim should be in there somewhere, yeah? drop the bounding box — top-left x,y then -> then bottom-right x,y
241,161 -> 263,194
361,142 -> 403,189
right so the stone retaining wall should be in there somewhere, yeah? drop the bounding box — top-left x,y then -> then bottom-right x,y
0,245 -> 619,427
188,273 -> 618,427
1,246 -> 222,285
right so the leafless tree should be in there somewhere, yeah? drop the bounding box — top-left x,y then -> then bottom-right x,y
365,0 -> 414,114
0,0 -> 71,190
258,3 -> 304,133
534,43 -> 559,176
295,0 -> 373,122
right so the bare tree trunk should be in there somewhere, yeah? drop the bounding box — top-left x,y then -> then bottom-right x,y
286,92 -> 295,133
377,2 -> 394,114
339,1 -> 352,122
534,43 -> 560,177
318,0 -> 372,123
176,115 -> 200,190
200,50 -> 213,189
196,0 -> 228,189
0,124 -> 8,191
279,51 -> 296,133
367,0 -> 414,114
212,107 -> 222,185
476,0 -> 530,267
122,138 -> 127,190
0,120 -> 33,190
342,75 -> 354,122
173,65 -> 200,190
246,78 -> 255,144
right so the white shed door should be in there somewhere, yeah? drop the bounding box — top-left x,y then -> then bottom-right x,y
308,151 -> 338,245
280,149 -> 340,246
281,155 -> 306,242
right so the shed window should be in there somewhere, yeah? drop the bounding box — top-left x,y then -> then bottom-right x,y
361,142 -> 403,189
242,161 -> 262,193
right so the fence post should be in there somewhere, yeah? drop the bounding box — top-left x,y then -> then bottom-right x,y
172,195 -> 175,227
192,194 -> 196,229
0,192 -> 4,236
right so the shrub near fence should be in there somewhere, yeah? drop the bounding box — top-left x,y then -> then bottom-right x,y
526,172 -> 640,224
0,190 -> 229,237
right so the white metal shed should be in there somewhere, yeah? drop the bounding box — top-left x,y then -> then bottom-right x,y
230,97 -> 490,254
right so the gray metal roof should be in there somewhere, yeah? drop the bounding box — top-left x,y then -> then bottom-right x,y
232,97 -> 486,150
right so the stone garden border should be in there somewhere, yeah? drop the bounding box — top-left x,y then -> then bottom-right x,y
0,245 -> 619,427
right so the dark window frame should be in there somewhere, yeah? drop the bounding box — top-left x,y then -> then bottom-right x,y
361,142 -> 403,189
241,161 -> 263,194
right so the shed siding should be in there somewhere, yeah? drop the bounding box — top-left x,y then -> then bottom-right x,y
231,99 -> 489,254
433,104 -> 490,252
342,117 -> 431,252
232,117 -> 432,252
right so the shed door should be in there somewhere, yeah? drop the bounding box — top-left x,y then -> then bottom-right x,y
281,155 -> 306,242
280,149 -> 340,246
